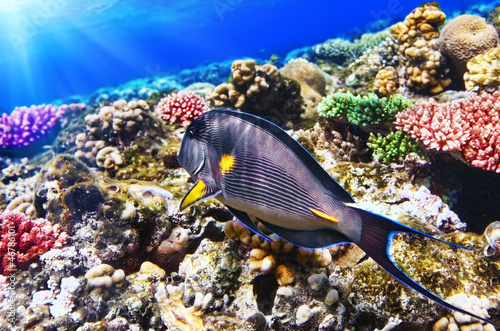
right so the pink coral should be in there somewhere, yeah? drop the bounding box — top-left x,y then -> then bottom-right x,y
395,92 -> 500,172
155,90 -> 210,127
0,210 -> 68,275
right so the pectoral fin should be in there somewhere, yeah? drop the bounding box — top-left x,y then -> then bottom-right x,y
180,175 -> 221,211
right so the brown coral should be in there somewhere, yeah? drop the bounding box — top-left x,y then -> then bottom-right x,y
224,219 -> 333,286
209,59 -> 303,127
280,59 -> 327,110
374,66 -> 399,95
74,100 -> 150,168
440,14 -> 499,77
390,3 -> 451,94
464,46 -> 500,91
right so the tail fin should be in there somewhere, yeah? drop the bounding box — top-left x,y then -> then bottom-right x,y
351,206 -> 498,327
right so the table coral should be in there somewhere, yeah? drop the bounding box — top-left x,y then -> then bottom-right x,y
0,210 -> 67,275
464,46 -> 500,91
209,59 -> 303,127
395,92 -> 500,172
317,91 -> 414,127
154,90 -> 210,127
440,14 -> 499,77
390,3 -> 451,94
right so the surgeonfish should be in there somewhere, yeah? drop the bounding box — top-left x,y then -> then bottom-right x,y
177,109 -> 498,326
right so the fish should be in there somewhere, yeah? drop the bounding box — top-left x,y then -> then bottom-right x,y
177,109 -> 498,326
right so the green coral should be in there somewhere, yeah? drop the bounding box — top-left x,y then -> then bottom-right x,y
367,131 -> 425,164
317,92 -> 413,126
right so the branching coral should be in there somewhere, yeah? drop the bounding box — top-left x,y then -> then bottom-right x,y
390,3 -> 451,94
395,92 -> 500,172
289,123 -> 371,163
209,59 -> 303,127
0,104 -> 84,155
0,210 -> 67,275
367,131 -> 425,164
317,91 -> 414,126
155,90 -> 210,127
440,14 -> 499,77
464,46 -> 500,91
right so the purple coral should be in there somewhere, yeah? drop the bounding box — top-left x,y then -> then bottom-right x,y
0,104 -> 67,150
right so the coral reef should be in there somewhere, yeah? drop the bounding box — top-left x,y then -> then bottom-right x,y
390,3 -> 451,94
3,3 -> 500,329
440,14 -> 499,78
155,90 -> 210,127
0,210 -> 67,275
317,91 -> 414,127
367,131 -> 425,164
464,46 -> 500,91
395,91 -> 500,172
209,59 -> 303,127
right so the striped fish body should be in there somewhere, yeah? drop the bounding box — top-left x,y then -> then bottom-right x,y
178,109 -> 361,247
177,109 -> 499,326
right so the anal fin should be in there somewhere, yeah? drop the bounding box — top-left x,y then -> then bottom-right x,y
257,218 -> 351,249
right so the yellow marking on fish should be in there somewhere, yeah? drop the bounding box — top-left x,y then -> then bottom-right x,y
220,154 -> 235,174
180,180 -> 206,210
310,208 -> 339,224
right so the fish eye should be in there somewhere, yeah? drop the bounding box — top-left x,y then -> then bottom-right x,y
188,130 -> 194,138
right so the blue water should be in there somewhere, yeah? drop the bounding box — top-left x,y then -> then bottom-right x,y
0,0 -> 490,112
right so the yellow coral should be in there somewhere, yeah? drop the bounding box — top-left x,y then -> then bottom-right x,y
390,3 -> 450,94
374,66 -> 399,95
138,261 -> 166,281
231,59 -> 256,85
223,221 -> 252,245
209,59 -> 279,108
464,46 -> 500,91
274,263 -> 295,285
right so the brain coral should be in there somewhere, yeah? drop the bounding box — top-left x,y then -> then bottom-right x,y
440,14 -> 499,77
464,46 -> 500,91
